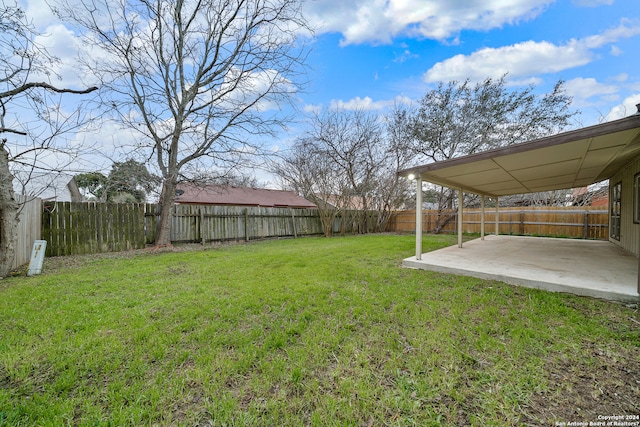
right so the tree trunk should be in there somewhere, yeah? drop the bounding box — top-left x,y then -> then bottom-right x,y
361,195 -> 369,234
0,145 -> 19,278
155,179 -> 177,247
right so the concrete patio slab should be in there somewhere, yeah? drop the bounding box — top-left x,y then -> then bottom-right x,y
403,235 -> 639,303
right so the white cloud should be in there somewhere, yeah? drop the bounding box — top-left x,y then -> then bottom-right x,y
606,94 -> 640,121
424,40 -> 591,83
306,95 -> 413,112
580,19 -> 640,49
423,20 -> 640,83
610,45 -> 623,56
563,77 -> 618,107
612,73 -> 628,82
33,24 -> 89,88
564,77 -> 617,98
303,104 -> 323,114
330,95 -> 414,111
25,0 -> 60,31
330,96 -> 387,110
305,0 -> 553,45
394,49 -> 419,63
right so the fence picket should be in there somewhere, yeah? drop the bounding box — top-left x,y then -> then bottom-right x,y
10,195 -> 42,270
388,207 -> 609,240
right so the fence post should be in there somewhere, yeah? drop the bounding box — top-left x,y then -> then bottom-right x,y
200,208 -> 205,245
583,210 -> 588,239
244,208 -> 249,242
425,211 -> 429,233
519,211 -> 525,235
424,210 -> 428,234
291,209 -> 297,238
453,211 -> 457,234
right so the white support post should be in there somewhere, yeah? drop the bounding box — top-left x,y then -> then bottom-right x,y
415,176 -> 422,260
458,188 -> 463,248
495,197 -> 499,236
481,195 -> 485,240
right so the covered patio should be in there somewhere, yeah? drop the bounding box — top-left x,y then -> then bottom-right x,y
399,108 -> 640,302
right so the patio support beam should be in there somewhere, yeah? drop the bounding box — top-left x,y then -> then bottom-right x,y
481,196 -> 485,240
495,197 -> 499,235
458,188 -> 463,248
415,175 -> 422,260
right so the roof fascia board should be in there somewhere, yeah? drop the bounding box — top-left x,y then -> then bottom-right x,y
399,113 -> 640,178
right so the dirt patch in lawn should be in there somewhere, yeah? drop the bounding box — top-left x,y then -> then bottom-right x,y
27,241 -> 245,275
522,341 -> 640,425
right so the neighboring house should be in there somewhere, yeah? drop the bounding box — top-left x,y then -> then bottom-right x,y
13,172 -> 82,202
571,186 -> 609,207
591,193 -> 609,208
175,183 -> 317,209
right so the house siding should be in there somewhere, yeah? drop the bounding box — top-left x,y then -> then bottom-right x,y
609,156 -> 640,256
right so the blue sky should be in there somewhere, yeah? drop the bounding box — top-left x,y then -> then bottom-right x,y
298,0 -> 640,125
14,0 -> 640,181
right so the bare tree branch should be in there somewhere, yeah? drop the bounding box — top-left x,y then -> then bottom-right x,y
0,3 -> 98,277
0,82 -> 98,99
54,0 -> 311,246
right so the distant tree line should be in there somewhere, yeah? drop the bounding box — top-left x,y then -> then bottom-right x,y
270,76 -> 578,235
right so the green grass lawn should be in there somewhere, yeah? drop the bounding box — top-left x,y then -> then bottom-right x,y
1,234 -> 638,426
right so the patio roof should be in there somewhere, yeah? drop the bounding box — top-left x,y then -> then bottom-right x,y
398,107 -> 640,197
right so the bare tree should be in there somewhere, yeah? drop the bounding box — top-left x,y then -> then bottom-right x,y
400,75 -> 577,231
186,169 -> 261,189
272,106 -> 412,235
305,108 -> 385,233
272,137 -> 348,237
53,0 -> 310,246
0,3 -> 97,277
375,106 -> 414,229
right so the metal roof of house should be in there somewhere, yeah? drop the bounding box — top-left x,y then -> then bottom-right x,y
12,172 -> 82,202
175,184 -> 317,208
399,107 -> 640,197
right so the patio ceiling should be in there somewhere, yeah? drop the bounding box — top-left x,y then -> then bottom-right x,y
399,109 -> 640,197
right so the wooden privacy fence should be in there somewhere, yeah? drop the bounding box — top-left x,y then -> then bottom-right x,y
388,207 -> 609,240
37,202 -> 609,258
41,202 -> 327,257
10,195 -> 42,270
169,205 -> 324,243
42,202 -> 151,257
